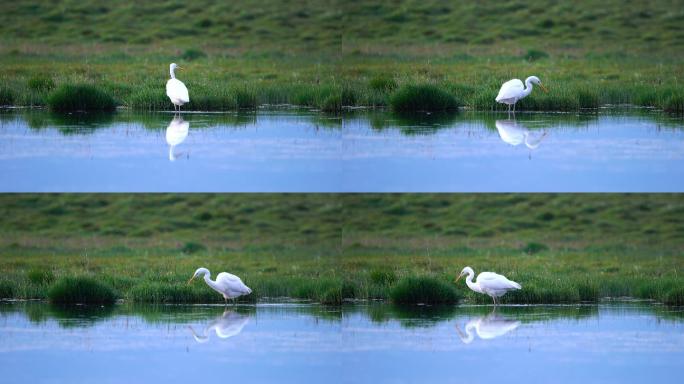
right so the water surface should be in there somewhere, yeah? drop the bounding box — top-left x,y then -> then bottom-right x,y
1,302 -> 682,383
1,109 -> 683,192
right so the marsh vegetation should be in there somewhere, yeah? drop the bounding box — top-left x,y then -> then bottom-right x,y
0,194 -> 682,305
0,1 -> 683,112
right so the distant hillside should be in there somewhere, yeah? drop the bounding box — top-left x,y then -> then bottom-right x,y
1,0 -> 683,55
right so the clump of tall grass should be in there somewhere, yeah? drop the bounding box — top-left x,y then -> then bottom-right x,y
390,276 -> 460,304
27,268 -> 55,285
523,49 -> 549,62
27,75 -> 55,92
321,94 -> 341,112
522,242 -> 548,254
129,282 -> 200,303
181,49 -> 207,61
390,84 -> 459,112
0,87 -> 15,106
48,276 -> 117,304
181,241 -> 206,254
370,269 -> 397,286
665,287 -> 684,306
47,84 -> 116,112
234,86 -> 258,109
369,74 -> 397,92
0,279 -> 16,298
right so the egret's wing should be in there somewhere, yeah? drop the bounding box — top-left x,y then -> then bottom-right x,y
166,79 -> 190,103
217,272 -> 252,294
496,79 -> 524,102
477,272 -> 521,290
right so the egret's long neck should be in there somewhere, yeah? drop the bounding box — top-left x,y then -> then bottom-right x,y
203,271 -> 221,292
523,77 -> 534,97
466,272 -> 483,293
170,67 -> 176,79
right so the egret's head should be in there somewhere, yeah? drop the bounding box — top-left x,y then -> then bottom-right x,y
529,76 -> 548,92
170,63 -> 183,71
455,266 -> 474,283
188,267 -> 208,284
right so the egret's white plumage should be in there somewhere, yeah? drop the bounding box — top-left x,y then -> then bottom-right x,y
495,76 -> 547,112
166,63 -> 189,112
495,119 -> 547,150
455,266 -> 521,305
456,311 -> 521,344
188,309 -> 250,343
188,267 -> 252,304
165,116 -> 189,161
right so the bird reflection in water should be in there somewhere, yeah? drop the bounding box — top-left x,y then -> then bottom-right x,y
188,309 -> 251,343
166,116 -> 189,161
455,309 -> 521,344
495,119 -> 547,159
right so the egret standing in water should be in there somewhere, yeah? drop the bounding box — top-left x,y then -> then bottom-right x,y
455,266 -> 521,305
188,267 -> 252,305
166,63 -> 189,113
495,76 -> 547,113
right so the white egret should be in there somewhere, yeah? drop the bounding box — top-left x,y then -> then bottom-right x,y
188,309 -> 250,343
165,116 -> 189,161
456,311 -> 521,344
495,76 -> 548,113
455,266 -> 521,305
188,267 -> 252,305
166,63 -> 189,112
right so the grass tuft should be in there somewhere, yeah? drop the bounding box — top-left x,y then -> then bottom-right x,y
665,287 -> 684,306
522,242 -> 549,254
390,276 -> 460,304
181,49 -> 207,61
27,268 -> 55,285
370,269 -> 397,286
48,276 -> 117,304
0,87 -> 15,106
181,241 -> 206,254
0,280 -> 16,298
27,75 -> 55,92
129,282 -> 198,303
390,84 -> 458,112
524,49 -> 549,61
47,84 -> 116,112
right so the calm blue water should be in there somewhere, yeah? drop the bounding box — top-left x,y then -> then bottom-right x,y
1,109 -> 683,192
0,302 -> 682,383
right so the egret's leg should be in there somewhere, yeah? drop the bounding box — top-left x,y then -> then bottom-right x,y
224,297 -> 227,306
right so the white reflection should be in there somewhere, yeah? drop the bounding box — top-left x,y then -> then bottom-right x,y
455,310 -> 521,344
166,116 -> 189,161
188,309 -> 251,343
495,119 -> 547,157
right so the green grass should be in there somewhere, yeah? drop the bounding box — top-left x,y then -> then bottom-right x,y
390,84 -> 459,112
0,1 -> 682,112
0,194 -> 683,305
390,276 -> 460,304
47,84 -> 116,112
48,276 -> 117,304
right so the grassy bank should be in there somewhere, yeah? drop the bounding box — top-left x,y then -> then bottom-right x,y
0,194 -> 682,305
0,1 -> 683,112
1,56 -> 683,113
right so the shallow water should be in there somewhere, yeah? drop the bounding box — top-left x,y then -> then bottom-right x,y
1,109 -> 683,192
0,302 -> 682,383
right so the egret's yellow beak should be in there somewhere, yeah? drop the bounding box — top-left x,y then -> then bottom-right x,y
539,83 -> 548,93
177,66 -> 184,70
187,276 -> 195,285
455,275 -> 463,283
